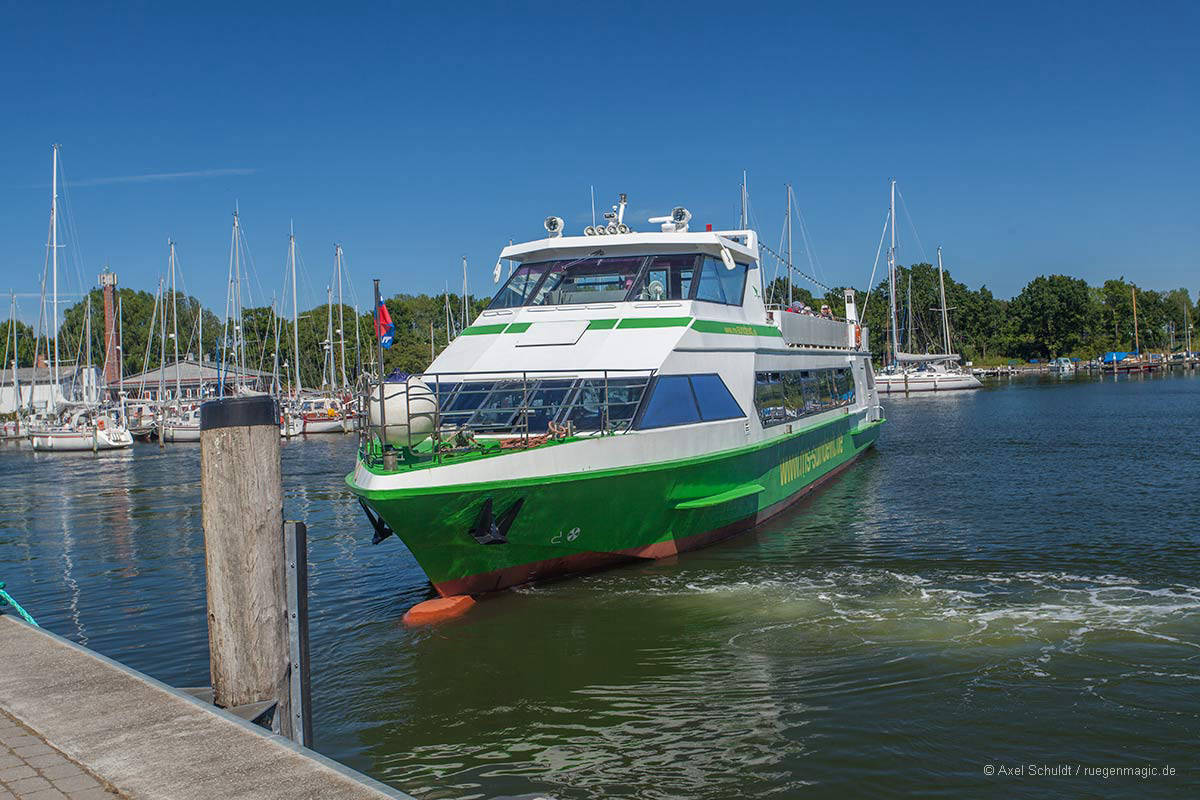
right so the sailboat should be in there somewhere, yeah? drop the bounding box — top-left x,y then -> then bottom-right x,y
294,246 -> 357,434
30,145 -> 132,452
876,180 -> 981,394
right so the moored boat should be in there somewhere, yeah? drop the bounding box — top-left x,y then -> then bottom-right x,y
348,197 -> 885,596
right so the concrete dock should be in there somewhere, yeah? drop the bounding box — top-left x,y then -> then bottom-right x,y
0,616 -> 414,800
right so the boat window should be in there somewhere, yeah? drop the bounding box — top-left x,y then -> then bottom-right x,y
561,376 -> 651,432
529,256 -> 646,306
636,375 -> 700,429
694,257 -> 748,305
489,263 -> 552,309
430,375 -> 651,434
628,254 -> 698,301
754,367 -> 854,428
688,374 -> 744,422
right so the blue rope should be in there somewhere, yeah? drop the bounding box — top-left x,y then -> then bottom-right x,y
0,582 -> 38,627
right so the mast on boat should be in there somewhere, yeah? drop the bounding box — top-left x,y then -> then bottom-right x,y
84,291 -> 93,405
50,145 -> 60,409
117,293 -> 124,401
740,170 -> 748,229
169,240 -> 181,402
887,179 -> 900,366
461,256 -> 468,329
220,209 -> 238,397
325,284 -> 334,395
335,244 -> 347,393
290,223 -> 301,397
786,184 -> 793,307
937,246 -> 952,356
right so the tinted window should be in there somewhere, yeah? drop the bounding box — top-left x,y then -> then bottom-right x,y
694,256 -> 748,305
754,367 -> 855,428
637,375 -> 700,429
629,254 -> 697,301
531,256 -> 645,306
689,374 -> 744,421
489,263 -> 550,309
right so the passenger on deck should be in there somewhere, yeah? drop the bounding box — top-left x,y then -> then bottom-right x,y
820,305 -> 833,319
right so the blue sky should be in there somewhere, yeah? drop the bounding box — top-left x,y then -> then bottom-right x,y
2,2 -> 1196,322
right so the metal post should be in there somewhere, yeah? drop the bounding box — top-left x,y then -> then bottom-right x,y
284,520 -> 312,748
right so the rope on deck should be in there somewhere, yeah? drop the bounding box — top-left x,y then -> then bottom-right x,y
0,581 -> 38,626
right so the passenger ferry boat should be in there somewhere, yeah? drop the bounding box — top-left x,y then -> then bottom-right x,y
348,199 -> 885,596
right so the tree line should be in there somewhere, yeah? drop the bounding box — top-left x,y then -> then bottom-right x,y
768,266 -> 1198,363
5,270 -> 1196,384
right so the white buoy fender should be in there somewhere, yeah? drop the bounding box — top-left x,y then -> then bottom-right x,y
367,377 -> 438,447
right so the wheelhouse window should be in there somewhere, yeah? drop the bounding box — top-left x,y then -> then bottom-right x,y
635,373 -> 744,430
694,256 -> 748,305
529,256 -> 645,306
628,254 -> 698,301
486,252 -> 752,309
489,263 -> 551,309
754,367 -> 855,428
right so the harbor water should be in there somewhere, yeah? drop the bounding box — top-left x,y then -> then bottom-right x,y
2,371 -> 1197,798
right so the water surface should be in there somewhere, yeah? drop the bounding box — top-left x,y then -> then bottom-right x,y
2,371 -> 1197,798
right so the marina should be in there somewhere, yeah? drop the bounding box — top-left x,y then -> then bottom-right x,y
3,6 -> 1198,798
2,370 -> 1197,798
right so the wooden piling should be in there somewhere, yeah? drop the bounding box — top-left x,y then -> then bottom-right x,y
199,395 -> 294,739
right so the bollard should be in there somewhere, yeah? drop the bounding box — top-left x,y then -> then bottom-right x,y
199,395 -> 294,739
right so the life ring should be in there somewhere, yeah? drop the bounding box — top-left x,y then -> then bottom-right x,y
854,324 -> 862,349
97,419 -> 106,430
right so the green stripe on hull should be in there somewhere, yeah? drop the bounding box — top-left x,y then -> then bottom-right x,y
350,415 -> 883,592
691,319 -> 784,337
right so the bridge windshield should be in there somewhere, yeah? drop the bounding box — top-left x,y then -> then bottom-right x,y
488,253 -> 748,309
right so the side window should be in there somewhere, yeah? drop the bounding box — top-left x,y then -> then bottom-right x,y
694,257 -> 748,305
637,375 -> 700,429
688,374 -> 744,421
755,368 -> 853,428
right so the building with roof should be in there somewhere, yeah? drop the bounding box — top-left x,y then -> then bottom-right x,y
118,359 -> 274,402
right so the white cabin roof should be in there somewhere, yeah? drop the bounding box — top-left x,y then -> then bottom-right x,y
499,230 -> 759,265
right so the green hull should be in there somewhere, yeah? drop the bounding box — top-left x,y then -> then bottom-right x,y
349,413 -> 883,595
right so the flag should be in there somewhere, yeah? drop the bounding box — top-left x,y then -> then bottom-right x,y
376,300 -> 394,349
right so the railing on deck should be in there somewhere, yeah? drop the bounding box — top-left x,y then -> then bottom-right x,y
357,368 -> 656,469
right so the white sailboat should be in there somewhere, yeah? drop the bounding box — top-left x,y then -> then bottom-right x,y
30,145 -> 132,452
876,181 -> 981,394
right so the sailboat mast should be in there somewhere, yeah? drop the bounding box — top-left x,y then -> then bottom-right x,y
937,246 -> 951,356
221,210 -> 236,396
461,256 -> 468,328
272,301 -> 281,396
326,284 -> 334,393
740,171 -> 748,229
157,276 -> 167,404
50,144 -> 60,405
117,293 -> 124,396
290,224 -> 302,396
786,184 -> 793,306
169,240 -> 181,401
85,293 -> 93,404
8,293 -> 18,411
887,179 -> 900,361
336,244 -> 347,392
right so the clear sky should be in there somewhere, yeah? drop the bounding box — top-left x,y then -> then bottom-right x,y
2,1 -> 1196,322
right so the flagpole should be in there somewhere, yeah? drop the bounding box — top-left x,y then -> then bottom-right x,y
373,279 -> 388,453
